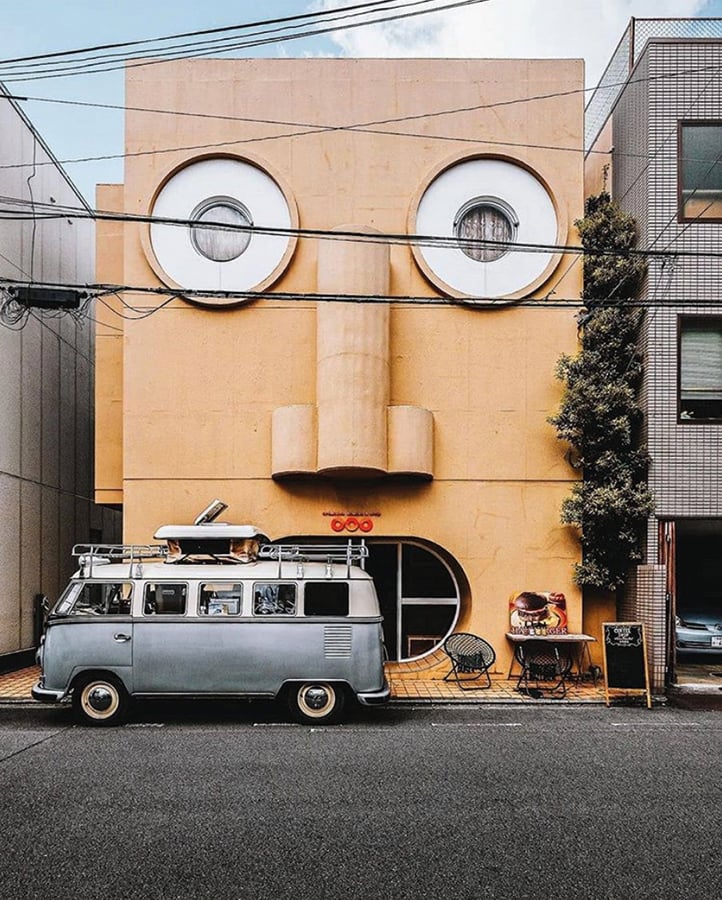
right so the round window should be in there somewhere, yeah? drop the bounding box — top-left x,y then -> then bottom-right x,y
411,157 -> 559,300
148,156 -> 297,302
454,197 -> 518,263
190,198 -> 252,262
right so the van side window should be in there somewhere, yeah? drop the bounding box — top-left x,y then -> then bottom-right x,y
70,582 -> 132,616
199,583 -> 243,616
305,582 -> 349,617
253,583 -> 296,616
144,583 -> 187,616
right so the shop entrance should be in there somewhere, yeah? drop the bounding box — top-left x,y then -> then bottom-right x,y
364,541 -> 460,662
672,519 -> 722,685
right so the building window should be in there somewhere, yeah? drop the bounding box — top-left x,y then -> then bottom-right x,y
149,157 -> 296,299
190,197 -> 252,261
412,157 -> 558,300
679,122 -> 722,221
680,318 -> 722,421
454,197 -> 518,262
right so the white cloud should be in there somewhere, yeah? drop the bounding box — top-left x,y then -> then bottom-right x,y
316,0 -> 709,85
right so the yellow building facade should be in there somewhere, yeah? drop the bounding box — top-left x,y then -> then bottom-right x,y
96,58 -> 587,675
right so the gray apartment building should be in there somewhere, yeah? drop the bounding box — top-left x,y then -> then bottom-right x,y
0,87 -> 120,671
587,18 -> 722,691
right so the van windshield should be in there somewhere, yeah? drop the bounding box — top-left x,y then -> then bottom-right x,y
53,582 -> 82,616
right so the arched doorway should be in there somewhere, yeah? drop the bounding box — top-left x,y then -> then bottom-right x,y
364,540 -> 460,662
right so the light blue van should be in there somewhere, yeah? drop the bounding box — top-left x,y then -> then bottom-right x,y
33,525 -> 389,725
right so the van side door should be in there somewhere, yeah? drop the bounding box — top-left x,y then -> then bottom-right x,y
43,581 -> 134,690
132,582 -> 191,692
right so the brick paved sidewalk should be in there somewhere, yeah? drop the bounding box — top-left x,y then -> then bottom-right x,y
0,665 -> 605,704
0,666 -> 39,701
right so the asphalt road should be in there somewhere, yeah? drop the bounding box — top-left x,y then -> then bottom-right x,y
0,701 -> 720,900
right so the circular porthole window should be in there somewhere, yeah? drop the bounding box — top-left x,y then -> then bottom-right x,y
189,197 -> 252,262
453,196 -> 518,263
148,157 -> 297,303
412,157 -> 559,300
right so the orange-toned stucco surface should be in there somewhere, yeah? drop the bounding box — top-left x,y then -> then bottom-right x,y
95,58 -> 589,672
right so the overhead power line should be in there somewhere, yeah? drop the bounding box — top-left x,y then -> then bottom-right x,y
2,195 -> 722,261
0,0 -> 403,67
4,57 -> 722,173
0,0 -> 490,83
5,274 -> 722,321
0,87 -> 595,172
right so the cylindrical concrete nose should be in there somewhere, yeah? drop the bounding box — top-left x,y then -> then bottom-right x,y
316,226 -> 390,478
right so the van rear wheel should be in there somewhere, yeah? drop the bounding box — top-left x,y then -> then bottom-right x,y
72,674 -> 128,727
287,682 -> 345,724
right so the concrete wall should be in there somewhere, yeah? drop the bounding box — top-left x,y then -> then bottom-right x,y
0,92 -> 121,657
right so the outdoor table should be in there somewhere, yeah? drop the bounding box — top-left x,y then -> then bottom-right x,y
505,632 -> 598,684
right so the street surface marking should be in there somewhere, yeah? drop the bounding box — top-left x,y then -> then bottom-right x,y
611,721 -> 705,727
310,727 -> 396,733
431,722 -> 522,728
253,722 -> 298,727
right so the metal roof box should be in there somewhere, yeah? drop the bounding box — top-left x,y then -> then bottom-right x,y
154,524 -> 268,563
154,524 -> 268,541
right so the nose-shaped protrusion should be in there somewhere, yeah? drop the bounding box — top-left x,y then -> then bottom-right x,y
316,226 -> 390,477
271,225 -> 433,480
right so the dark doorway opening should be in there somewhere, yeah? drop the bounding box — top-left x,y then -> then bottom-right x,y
365,541 -> 460,662
674,519 -> 722,684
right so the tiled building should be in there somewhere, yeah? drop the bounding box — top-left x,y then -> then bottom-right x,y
586,19 -> 722,690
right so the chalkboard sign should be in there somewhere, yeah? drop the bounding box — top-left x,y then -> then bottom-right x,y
602,622 -> 651,708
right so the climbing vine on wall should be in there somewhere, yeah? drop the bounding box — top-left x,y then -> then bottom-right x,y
550,192 -> 654,590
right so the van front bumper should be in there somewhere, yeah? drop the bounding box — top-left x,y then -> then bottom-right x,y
31,681 -> 67,704
356,679 -> 391,706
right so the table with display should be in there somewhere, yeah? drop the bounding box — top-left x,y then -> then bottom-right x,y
505,632 -> 598,684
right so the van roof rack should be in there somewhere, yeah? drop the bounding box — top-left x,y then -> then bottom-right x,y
258,540 -> 368,578
258,541 -> 368,563
71,539 -> 368,578
72,543 -> 168,561
72,544 -> 168,579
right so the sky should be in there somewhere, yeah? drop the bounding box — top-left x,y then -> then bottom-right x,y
2,0 -> 721,203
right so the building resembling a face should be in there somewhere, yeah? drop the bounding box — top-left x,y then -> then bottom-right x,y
96,57 -> 584,665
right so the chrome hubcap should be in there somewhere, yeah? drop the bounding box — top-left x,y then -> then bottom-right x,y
87,686 -> 113,712
304,686 -> 330,710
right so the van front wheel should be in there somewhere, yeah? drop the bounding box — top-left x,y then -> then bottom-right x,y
287,682 -> 345,724
72,674 -> 128,727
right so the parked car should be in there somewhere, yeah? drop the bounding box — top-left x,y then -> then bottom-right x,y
33,525 -> 389,726
675,607 -> 722,655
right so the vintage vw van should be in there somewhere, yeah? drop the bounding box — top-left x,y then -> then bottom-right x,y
32,525 -> 389,726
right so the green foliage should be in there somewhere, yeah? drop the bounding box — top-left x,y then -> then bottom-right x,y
577,192 -> 647,302
550,193 -> 654,590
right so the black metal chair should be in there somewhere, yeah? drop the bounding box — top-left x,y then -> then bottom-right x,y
443,632 -> 496,690
515,640 -> 573,698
